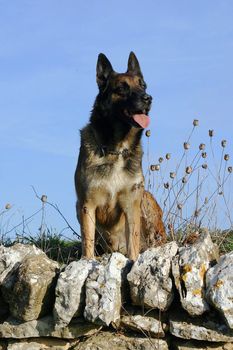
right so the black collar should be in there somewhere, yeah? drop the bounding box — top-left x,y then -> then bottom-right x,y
90,126 -> 131,158
100,146 -> 130,158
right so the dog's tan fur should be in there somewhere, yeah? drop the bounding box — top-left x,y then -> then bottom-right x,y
75,52 -> 166,261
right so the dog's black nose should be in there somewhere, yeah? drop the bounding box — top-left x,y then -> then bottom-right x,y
143,94 -> 152,104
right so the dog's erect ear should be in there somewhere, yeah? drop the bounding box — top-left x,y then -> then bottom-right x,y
96,53 -> 114,90
127,51 -> 143,78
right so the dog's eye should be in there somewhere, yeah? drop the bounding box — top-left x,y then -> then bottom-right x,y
115,83 -> 130,96
115,87 -> 125,95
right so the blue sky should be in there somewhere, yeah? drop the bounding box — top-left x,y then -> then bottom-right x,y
1,1 -> 233,239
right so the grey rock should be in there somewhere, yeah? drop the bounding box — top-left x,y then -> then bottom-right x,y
173,339 -> 233,349
121,314 -> 166,337
84,253 -> 129,326
0,244 -> 45,284
127,242 -> 178,311
3,254 -> 59,321
172,229 -> 219,316
74,331 -> 169,350
8,338 -> 75,350
206,251 -> 233,329
54,258 -> 97,328
170,310 -> 233,342
0,315 -> 101,339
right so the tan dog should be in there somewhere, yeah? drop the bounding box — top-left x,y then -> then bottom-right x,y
75,52 -> 166,261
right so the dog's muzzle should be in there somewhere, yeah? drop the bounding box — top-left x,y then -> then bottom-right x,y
142,93 -> 152,109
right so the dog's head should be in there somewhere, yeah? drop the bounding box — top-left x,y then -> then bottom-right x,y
95,52 -> 152,129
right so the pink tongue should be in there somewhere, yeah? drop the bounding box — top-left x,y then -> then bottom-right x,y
132,114 -> 150,129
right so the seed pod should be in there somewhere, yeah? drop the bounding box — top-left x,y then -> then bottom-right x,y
221,139 -> 227,148
166,153 -> 171,160
202,163 -> 208,169
202,152 -> 207,158
158,157 -> 164,163
184,142 -> 190,150
41,195 -> 48,203
193,119 -> 199,126
209,129 -> 214,137
150,164 -> 160,171
5,203 -> 11,210
182,176 -> 187,184
199,143 -> 206,150
186,166 -> 192,174
170,172 -> 176,179
164,182 -> 169,189
177,203 -> 183,210
224,154 -> 230,161
145,130 -> 151,137
228,166 -> 232,173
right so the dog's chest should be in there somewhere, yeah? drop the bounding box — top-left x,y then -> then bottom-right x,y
86,147 -> 143,201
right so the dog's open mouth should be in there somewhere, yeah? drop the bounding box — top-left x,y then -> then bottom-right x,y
124,109 -> 150,129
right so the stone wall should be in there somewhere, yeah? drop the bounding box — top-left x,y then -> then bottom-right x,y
0,229 -> 232,349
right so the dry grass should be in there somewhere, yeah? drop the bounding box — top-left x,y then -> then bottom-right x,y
145,119 -> 232,248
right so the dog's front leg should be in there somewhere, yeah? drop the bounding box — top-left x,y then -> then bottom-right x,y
80,204 -> 96,259
124,199 -> 141,261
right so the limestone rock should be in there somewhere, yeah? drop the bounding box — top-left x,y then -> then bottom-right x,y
74,331 -> 169,350
169,310 -> 233,342
0,315 -> 101,339
206,252 -> 233,329
54,258 -> 97,328
3,254 -> 59,321
173,339 -> 233,349
84,252 -> 129,326
121,314 -> 166,337
127,242 -> 178,311
172,229 -> 219,316
8,338 -> 76,350
0,244 -> 45,284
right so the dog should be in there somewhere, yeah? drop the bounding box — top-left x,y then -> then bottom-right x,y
74,52 -> 166,261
